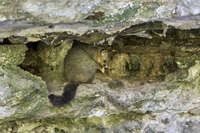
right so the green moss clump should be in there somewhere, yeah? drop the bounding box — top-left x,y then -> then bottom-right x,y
0,111 -> 147,133
95,3 -> 140,25
0,45 -> 27,66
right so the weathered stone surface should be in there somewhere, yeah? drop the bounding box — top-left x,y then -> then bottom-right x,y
0,45 -> 27,66
0,0 -> 199,24
0,66 -> 48,120
0,0 -> 200,133
1,63 -> 200,132
0,45 -> 48,122
0,0 -> 199,42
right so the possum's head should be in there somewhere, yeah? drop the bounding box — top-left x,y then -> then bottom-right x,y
96,48 -> 112,73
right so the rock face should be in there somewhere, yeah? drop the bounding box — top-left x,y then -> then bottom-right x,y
0,0 -> 200,24
0,0 -> 200,133
0,45 -> 48,120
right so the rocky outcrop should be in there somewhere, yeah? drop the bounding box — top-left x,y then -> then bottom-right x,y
0,0 -> 200,133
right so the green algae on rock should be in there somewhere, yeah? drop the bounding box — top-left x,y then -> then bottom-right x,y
0,0 -> 200,132
0,45 -> 27,66
0,45 -> 48,122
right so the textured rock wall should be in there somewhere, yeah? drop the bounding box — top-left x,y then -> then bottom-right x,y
0,0 -> 200,133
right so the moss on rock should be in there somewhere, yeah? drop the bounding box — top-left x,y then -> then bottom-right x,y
0,45 -> 27,66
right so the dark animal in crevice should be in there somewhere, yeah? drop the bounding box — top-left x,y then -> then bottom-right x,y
48,83 -> 79,107
48,42 -> 97,107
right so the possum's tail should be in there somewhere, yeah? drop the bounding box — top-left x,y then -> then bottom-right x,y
48,83 -> 79,107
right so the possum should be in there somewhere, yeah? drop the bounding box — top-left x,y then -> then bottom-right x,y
48,43 -> 97,107
48,83 -> 79,107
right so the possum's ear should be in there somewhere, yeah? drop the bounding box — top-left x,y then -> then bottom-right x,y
48,83 -> 79,107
